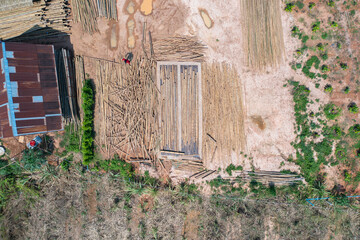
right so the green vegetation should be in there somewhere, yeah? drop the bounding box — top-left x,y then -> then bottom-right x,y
285,3 -> 295,12
321,65 -> 330,72
59,124 -> 80,155
225,164 -> 243,176
324,103 -> 342,119
327,0 -> 335,7
320,52 -> 328,60
344,86 -> 350,94
312,21 -> 320,32
302,56 -> 320,79
330,21 -> 338,27
295,1 -> 304,9
81,79 -> 95,165
348,124 -> 360,139
317,43 -> 325,51
348,102 -> 359,113
340,63 -> 349,70
20,150 -> 47,172
324,84 -> 333,93
309,2 -> 316,9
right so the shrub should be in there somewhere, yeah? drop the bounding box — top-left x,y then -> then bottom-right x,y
301,35 -> 309,43
302,56 -> 320,79
296,63 -> 302,69
350,9 -> 356,16
327,0 -> 335,7
309,2 -> 316,9
335,143 -> 347,162
324,84 -> 333,93
337,42 -> 342,49
348,124 -> 360,138
225,164 -> 243,176
312,21 -> 320,32
317,43 -> 325,51
60,124 -> 80,153
344,86 -> 350,94
81,79 -> 95,165
330,21 -> 338,27
285,3 -> 295,12
320,52 -> 328,60
324,103 -> 342,119
340,63 -> 348,70
20,149 -> 47,172
60,155 -> 73,171
321,65 -> 330,72
323,125 -> 343,139
321,32 -> 329,39
348,102 -> 359,113
291,26 -> 301,37
296,1 -> 304,9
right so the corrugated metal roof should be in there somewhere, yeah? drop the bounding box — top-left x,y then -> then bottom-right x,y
0,41 -> 63,138
0,0 -> 33,12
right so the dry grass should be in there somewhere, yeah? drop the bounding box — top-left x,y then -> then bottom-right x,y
202,63 -> 246,168
240,0 -> 285,70
1,170 -> 360,240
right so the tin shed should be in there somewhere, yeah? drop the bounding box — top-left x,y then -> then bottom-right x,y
0,42 -> 63,138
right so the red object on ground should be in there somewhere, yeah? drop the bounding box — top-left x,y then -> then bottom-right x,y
122,58 -> 131,64
30,140 -> 36,147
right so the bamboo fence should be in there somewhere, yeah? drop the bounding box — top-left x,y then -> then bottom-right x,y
0,0 -> 71,40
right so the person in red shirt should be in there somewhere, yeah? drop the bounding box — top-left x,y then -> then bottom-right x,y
122,52 -> 133,65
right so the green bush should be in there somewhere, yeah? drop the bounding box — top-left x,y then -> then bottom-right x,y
337,42 -> 342,49
335,142 -> 347,162
60,124 -> 80,153
225,164 -> 243,176
324,84 -> 333,93
296,1 -> 304,9
291,26 -> 301,37
20,149 -> 47,172
321,32 -> 329,39
81,79 -> 95,165
312,21 -> 320,32
330,21 -> 338,27
348,102 -> 359,113
285,3 -> 295,12
348,124 -> 360,139
320,52 -> 328,60
94,155 -> 134,179
340,63 -> 348,70
344,86 -> 350,94
321,65 -> 330,72
60,155 -> 73,171
301,35 -> 309,43
317,43 -> 325,51
324,103 -> 342,119
327,0 -> 335,7
302,56 -> 320,79
323,125 -> 343,139
309,2 -> 316,9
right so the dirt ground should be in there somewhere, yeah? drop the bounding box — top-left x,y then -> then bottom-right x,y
69,0 -> 301,174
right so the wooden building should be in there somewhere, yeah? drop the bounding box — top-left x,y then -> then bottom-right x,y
0,42 -> 62,138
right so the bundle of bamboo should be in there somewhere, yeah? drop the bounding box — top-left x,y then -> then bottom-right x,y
72,0 -> 118,34
153,36 -> 206,62
0,0 -> 71,40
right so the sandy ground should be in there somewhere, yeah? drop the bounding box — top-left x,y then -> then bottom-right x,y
69,0 -> 300,173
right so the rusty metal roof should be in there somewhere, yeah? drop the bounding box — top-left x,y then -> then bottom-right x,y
0,42 -> 63,138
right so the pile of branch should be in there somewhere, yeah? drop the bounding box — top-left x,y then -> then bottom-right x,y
223,171 -> 304,186
88,57 -> 159,161
0,0 -> 71,41
153,36 -> 206,62
72,0 -> 118,34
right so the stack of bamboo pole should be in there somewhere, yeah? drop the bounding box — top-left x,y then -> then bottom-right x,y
0,0 -> 71,40
0,0 -> 33,12
97,0 -> 117,20
153,36 -> 207,62
72,0 -> 118,34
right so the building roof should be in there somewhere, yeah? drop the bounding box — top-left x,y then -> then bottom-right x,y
0,42 -> 63,138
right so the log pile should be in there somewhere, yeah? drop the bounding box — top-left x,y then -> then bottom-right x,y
0,0 -> 71,41
72,0 -> 118,34
153,36 -> 207,62
223,171 -> 304,186
86,57 -> 159,161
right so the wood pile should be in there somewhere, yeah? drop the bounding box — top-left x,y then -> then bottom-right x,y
74,56 -> 85,120
240,0 -> 285,70
55,49 -> 80,127
0,0 -> 71,41
223,171 -> 304,186
87,57 -> 159,161
72,0 -> 118,34
153,36 -> 206,62
0,0 -> 33,12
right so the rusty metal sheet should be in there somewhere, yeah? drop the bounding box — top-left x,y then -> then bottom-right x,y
17,125 -> 47,134
15,110 -> 45,118
46,116 -> 62,131
16,118 -> 45,127
19,102 -> 44,111
9,72 -> 38,82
